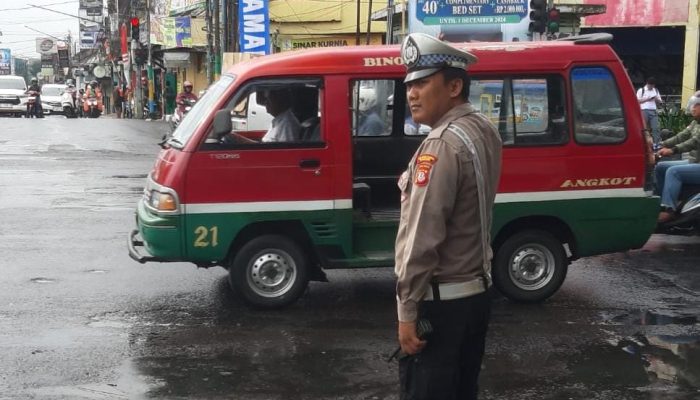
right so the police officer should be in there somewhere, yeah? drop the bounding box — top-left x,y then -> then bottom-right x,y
395,33 -> 502,400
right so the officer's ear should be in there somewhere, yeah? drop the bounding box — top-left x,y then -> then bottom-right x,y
446,76 -> 464,100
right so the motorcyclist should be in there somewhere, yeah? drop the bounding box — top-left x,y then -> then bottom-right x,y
26,77 -> 43,116
85,80 -> 100,98
655,91 -> 700,223
175,81 -> 198,114
77,88 -> 85,117
65,83 -> 77,108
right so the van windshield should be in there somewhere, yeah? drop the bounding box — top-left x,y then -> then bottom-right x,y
170,74 -> 235,147
0,78 -> 26,90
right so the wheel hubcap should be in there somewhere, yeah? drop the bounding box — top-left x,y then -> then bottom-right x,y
248,250 -> 297,298
509,244 -> 555,291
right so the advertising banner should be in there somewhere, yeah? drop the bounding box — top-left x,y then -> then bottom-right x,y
168,0 -> 205,16
0,49 -> 11,76
238,0 -> 270,55
175,16 -> 192,47
408,0 -> 532,42
415,0 -> 528,25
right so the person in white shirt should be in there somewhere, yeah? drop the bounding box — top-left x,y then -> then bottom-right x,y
261,89 -> 301,142
225,88 -> 301,145
637,77 -> 663,148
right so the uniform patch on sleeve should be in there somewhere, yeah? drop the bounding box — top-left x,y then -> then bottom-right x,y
414,153 -> 437,186
414,165 -> 430,186
416,154 -> 438,165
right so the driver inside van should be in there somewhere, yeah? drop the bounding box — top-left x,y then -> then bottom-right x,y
225,88 -> 301,144
259,88 -> 301,142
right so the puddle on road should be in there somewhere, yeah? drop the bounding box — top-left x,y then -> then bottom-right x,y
593,309 -> 700,390
30,277 -> 57,284
606,309 -> 699,327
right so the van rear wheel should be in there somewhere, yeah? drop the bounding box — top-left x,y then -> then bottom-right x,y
493,230 -> 567,303
228,235 -> 309,309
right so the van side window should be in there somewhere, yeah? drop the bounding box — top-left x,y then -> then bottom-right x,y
351,80 -> 393,137
571,67 -> 626,144
201,79 -> 323,149
470,76 -> 567,146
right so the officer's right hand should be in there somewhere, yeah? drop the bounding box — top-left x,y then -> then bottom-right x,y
398,321 -> 427,355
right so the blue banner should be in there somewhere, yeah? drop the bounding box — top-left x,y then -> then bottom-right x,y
238,0 -> 270,55
0,48 -> 11,75
175,16 -> 193,47
416,0 -> 528,25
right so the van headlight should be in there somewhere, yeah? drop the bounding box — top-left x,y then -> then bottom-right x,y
147,190 -> 178,212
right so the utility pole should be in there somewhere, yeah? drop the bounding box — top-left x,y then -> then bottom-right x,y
205,0 -> 213,84
213,0 -> 220,79
385,0 -> 394,44
365,0 -> 373,45
147,0 -> 154,117
222,0 -> 228,52
355,0 -> 361,45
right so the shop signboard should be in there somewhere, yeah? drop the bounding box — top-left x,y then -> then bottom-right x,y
238,0 -> 270,55
583,0 -> 688,27
281,34 -> 383,51
79,0 -> 102,16
36,38 -> 58,55
0,49 -> 11,75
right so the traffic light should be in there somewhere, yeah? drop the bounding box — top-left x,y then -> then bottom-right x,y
130,17 -> 140,41
529,0 -> 547,34
134,48 -> 147,65
548,7 -> 561,33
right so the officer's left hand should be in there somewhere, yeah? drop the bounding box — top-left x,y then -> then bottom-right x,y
398,321 -> 426,355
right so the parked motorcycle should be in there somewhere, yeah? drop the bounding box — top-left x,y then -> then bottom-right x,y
170,98 -> 196,131
61,88 -> 78,118
25,90 -> 43,118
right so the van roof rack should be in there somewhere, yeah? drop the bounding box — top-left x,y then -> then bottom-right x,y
555,33 -> 613,44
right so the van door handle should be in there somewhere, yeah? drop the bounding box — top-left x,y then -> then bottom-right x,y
299,159 -> 320,169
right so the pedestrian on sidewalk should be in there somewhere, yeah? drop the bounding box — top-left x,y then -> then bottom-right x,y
637,77 -> 663,149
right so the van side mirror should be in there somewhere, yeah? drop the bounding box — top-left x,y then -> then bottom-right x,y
213,109 -> 232,138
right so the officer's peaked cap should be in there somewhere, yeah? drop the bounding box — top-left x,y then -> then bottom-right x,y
401,33 -> 478,83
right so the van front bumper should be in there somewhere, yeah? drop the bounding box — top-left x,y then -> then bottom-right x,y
128,200 -> 182,263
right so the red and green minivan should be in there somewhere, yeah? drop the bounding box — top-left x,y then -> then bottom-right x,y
129,33 -> 659,308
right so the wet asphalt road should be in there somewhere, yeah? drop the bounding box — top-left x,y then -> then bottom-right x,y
0,116 -> 699,400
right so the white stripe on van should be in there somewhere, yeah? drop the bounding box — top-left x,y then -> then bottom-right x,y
184,199 -> 353,214
495,188 -> 648,203
182,188 -> 650,214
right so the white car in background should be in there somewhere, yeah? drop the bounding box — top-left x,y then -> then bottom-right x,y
41,84 -> 68,115
0,75 -> 28,117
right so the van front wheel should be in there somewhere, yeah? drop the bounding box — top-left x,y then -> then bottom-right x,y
228,235 -> 309,309
493,230 -> 568,303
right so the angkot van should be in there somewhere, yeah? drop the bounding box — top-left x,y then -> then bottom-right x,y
129,33 -> 659,308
